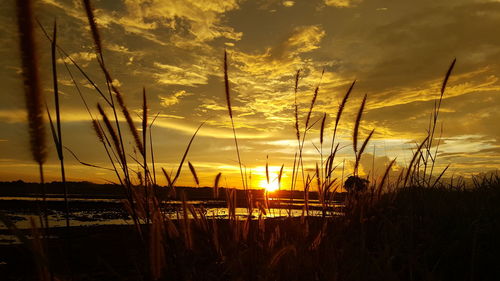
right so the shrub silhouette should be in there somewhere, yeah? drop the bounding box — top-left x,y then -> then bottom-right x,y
344,176 -> 369,193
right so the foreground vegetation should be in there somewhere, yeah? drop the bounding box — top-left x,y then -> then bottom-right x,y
2,178 -> 500,281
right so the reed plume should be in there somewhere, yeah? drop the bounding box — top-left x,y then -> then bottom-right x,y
213,172 -> 222,198
115,88 -> 144,156
441,58 -> 456,97
91,119 -> 105,144
353,94 -> 367,154
354,129 -> 375,174
320,113 -> 326,145
83,0 -> 103,59
188,161 -> 199,186
16,0 -> 46,166
278,164 -> 284,187
162,168 -> 173,187
294,70 -> 301,141
97,103 -> 124,164
305,86 -> 319,130
305,69 -> 324,130
330,80 -> 355,154
16,0 -> 51,235
423,59 -> 457,185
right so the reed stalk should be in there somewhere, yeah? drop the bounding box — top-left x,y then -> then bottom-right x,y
149,113 -> 160,186
296,71 -> 324,217
224,50 -> 246,190
48,21 -> 70,230
16,0 -> 50,234
142,87 -> 150,224
423,59 -> 456,185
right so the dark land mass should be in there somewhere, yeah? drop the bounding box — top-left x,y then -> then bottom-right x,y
1,180 -> 500,280
0,180 -> 346,210
0,180 -> 346,200
1,185 -> 500,281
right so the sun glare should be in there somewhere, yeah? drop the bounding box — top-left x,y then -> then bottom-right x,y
260,179 -> 280,192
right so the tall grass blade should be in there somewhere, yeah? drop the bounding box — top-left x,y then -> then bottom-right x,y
294,69 -> 301,141
431,164 -> 450,188
171,122 -> 205,184
49,20 -> 70,229
377,158 -> 396,197
149,112 -> 160,186
142,88 -> 148,173
404,136 -> 429,187
266,155 -> 270,184
353,94 -> 367,154
355,129 -> 375,173
224,50 -> 245,189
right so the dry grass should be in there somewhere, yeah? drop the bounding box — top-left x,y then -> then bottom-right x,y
224,50 -> 246,191
16,0 -> 46,166
188,162 -> 199,186
293,70 -> 301,142
352,93 -> 367,156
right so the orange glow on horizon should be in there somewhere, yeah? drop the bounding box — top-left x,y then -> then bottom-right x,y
259,179 -> 280,192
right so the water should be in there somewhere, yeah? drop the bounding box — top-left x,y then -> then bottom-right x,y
0,196 -> 343,244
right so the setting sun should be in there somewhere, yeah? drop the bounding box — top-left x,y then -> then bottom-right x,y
260,179 -> 280,192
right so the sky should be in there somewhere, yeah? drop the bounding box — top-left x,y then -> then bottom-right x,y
1,0 -> 499,189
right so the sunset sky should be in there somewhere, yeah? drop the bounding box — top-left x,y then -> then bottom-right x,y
1,0 -> 499,189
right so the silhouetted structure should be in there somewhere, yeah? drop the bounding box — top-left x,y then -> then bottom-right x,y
344,176 -> 369,193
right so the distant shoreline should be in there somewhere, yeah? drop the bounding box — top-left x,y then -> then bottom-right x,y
0,180 -> 347,201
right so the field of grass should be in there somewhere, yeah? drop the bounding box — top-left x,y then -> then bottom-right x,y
2,180 -> 499,280
2,0 -> 500,280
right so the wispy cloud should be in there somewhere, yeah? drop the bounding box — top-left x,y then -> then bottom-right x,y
324,0 -> 362,8
154,62 -> 209,86
159,90 -> 191,107
57,52 -> 96,65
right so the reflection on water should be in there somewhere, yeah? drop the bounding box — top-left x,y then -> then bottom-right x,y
0,197 -> 343,244
0,196 -> 123,202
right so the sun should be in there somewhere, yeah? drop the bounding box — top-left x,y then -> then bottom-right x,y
260,179 -> 280,192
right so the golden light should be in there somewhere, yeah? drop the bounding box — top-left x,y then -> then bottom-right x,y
260,179 -> 280,192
